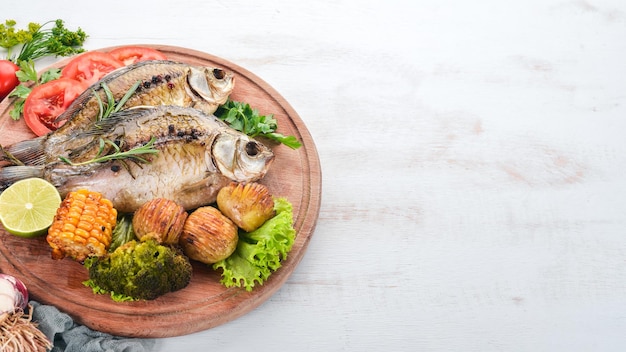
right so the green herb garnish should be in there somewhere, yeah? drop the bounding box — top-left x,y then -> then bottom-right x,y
1,19 -> 87,63
94,81 -> 140,122
215,100 -> 302,149
2,19 -> 87,119
8,60 -> 61,120
109,214 -> 135,252
59,136 -> 159,167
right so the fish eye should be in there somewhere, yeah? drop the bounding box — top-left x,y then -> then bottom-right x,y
213,68 -> 225,80
245,141 -> 260,156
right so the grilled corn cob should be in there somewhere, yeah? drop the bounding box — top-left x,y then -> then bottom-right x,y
47,189 -> 117,262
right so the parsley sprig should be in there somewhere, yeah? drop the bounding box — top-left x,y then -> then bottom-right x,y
215,100 -> 302,149
8,60 -> 60,120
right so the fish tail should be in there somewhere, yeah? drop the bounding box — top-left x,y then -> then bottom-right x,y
0,166 -> 45,191
1,137 -> 46,166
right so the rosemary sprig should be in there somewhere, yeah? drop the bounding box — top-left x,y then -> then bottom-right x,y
0,144 -> 24,166
59,136 -> 158,166
94,81 -> 141,122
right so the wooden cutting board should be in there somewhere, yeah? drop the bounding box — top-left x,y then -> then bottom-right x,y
0,45 -> 321,338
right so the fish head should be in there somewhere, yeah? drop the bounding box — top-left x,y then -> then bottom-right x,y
187,66 -> 235,109
212,133 -> 274,182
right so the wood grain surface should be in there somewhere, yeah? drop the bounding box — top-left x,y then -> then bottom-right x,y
0,45 -> 321,338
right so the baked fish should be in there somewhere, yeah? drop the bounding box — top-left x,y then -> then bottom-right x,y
4,60 -> 235,166
0,105 -> 274,213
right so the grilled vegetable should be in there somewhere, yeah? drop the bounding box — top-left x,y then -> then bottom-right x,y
216,182 -> 275,232
46,189 -> 117,262
179,206 -> 238,264
213,197 -> 296,291
83,239 -> 192,301
132,198 -> 187,244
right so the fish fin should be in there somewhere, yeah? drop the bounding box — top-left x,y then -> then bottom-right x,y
1,137 -> 47,166
178,179 -> 210,194
177,175 -> 228,199
0,166 -> 45,191
69,107 -> 154,139
87,106 -> 156,133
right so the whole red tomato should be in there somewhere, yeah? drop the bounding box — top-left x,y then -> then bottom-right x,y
0,60 -> 20,100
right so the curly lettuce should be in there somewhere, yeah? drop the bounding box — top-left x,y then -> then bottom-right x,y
213,197 -> 296,291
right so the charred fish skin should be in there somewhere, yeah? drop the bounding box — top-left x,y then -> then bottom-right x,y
61,105 -> 248,164
5,60 -> 235,166
58,60 -> 235,131
3,105 -> 274,212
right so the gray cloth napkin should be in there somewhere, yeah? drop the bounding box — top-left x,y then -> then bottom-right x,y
30,301 -> 157,352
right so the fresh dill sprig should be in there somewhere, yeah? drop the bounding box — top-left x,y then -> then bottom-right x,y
15,19 -> 87,62
59,136 -> 158,166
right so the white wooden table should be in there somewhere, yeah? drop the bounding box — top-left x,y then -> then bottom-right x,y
5,0 -> 626,350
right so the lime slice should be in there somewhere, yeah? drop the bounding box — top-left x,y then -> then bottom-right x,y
0,178 -> 62,238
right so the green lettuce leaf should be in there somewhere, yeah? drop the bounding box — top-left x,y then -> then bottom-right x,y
213,197 -> 296,291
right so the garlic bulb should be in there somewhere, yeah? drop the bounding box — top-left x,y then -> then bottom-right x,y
0,274 -> 52,351
0,274 -> 28,314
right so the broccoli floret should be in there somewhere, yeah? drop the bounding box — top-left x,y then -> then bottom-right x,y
84,239 -> 192,301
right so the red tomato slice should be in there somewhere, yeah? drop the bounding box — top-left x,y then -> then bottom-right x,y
108,46 -> 167,65
23,78 -> 87,136
61,51 -> 123,87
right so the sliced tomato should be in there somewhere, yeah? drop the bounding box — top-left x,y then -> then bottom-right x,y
108,46 -> 167,65
23,78 -> 87,136
61,51 -> 124,87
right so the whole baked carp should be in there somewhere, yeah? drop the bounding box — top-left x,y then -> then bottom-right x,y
4,60 -> 235,166
0,105 -> 274,212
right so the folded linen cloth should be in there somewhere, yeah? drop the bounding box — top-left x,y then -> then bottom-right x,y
30,301 -> 157,352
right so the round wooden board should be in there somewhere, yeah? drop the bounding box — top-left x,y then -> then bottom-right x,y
0,45 -> 321,338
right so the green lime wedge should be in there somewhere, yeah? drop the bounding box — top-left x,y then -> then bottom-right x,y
0,178 -> 62,238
